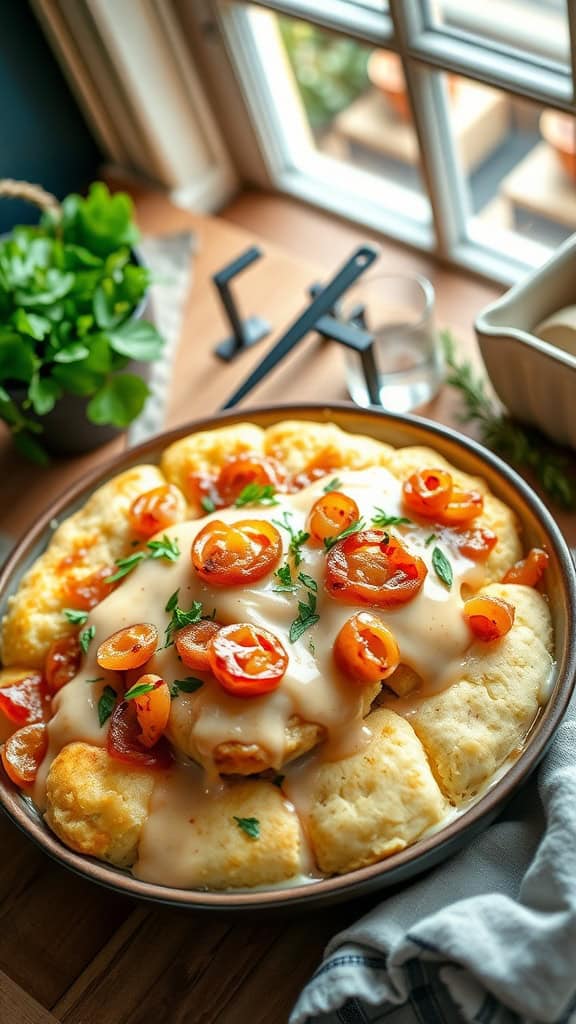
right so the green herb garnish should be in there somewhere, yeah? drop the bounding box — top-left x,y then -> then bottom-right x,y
200,496 -> 216,514
273,564 -> 296,593
147,534 -> 180,562
98,685 -> 117,726
234,483 -> 278,507
323,477 -> 342,493
425,533 -> 438,547
79,625 -> 95,655
289,590 -> 320,643
371,509 -> 412,528
442,329 -> 576,509
164,600 -> 204,647
63,607 -> 88,626
273,511 -> 310,567
106,550 -> 146,583
124,681 -> 155,701
85,676 -> 104,684
323,518 -> 365,551
165,588 -> 180,612
170,677 -> 204,699
297,571 -> 317,593
233,816 -> 260,840
432,547 -> 453,588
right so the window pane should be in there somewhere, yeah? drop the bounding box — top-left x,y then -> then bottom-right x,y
428,0 -> 570,69
444,73 -> 573,263
244,6 -> 430,227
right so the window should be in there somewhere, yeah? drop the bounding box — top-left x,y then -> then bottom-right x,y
197,0 -> 576,283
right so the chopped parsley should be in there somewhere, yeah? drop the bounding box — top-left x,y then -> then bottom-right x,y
289,590 -> 320,643
432,546 -> 453,588
323,518 -> 365,551
371,509 -> 412,528
425,533 -> 438,547
233,816 -> 260,840
63,607 -> 89,626
170,677 -> 204,699
79,625 -> 95,655
124,681 -> 155,701
164,599 -> 204,647
297,571 -> 317,593
106,550 -> 146,583
147,534 -> 180,562
323,477 -> 342,493
200,496 -> 216,514
97,685 -> 117,727
273,511 -> 309,567
234,483 -> 278,507
85,676 -> 104,684
273,564 -> 297,593
165,588 -> 180,613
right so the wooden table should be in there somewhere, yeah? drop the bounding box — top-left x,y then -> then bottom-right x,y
1,187 -> 574,1024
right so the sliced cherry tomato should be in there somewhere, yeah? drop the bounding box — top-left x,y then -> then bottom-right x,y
0,673 -> 47,726
290,452 -> 343,491
502,548 -> 549,587
217,454 -> 287,505
128,484 -> 185,539
64,566 -> 117,610
185,471 -> 223,512
107,700 -> 172,768
326,529 -> 427,608
130,674 -> 171,748
192,519 -> 282,586
45,634 -> 82,693
175,619 -> 222,671
463,595 -> 515,641
403,469 -> 453,517
307,491 -> 360,545
436,488 -> 484,526
335,612 -> 400,684
97,623 -> 158,671
2,723 -> 47,785
207,623 -> 288,697
451,526 -> 498,561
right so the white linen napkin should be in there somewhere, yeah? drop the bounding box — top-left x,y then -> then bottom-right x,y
291,688 -> 576,1024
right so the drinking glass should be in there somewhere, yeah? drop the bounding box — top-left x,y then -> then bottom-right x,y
339,273 -> 442,412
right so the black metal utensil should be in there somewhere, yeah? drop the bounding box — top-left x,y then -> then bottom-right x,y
221,244 -> 379,409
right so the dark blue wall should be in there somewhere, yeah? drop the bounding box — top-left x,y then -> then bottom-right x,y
0,2 -> 102,232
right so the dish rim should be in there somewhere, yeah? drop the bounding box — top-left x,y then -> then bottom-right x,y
1,401 -> 574,911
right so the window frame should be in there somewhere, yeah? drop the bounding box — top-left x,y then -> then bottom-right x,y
204,0 -> 576,284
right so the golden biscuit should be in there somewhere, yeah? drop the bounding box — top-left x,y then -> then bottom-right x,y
45,742 -> 155,867
301,709 -> 446,874
263,420 -> 393,476
1,465 -> 174,668
410,584 -> 553,803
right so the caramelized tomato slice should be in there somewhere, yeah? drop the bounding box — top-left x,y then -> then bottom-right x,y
131,674 -> 171,748
335,613 -> 400,684
192,519 -> 282,586
64,567 -> 116,610
308,492 -> 359,545
107,700 -> 172,768
207,623 -> 288,697
2,723 -> 47,785
185,472 -> 223,512
463,595 -> 515,641
45,634 -> 82,693
217,454 -> 287,505
290,452 -> 343,491
175,619 -> 222,671
451,527 -> 498,561
129,485 -> 185,539
97,623 -> 158,671
403,469 -> 453,517
502,547 -> 549,587
326,529 -> 427,607
0,673 -> 47,726
437,488 -> 484,526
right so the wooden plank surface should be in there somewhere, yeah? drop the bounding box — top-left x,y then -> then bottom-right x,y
0,186 -> 573,1024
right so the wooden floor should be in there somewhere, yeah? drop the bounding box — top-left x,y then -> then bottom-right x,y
2,186 -> 560,1024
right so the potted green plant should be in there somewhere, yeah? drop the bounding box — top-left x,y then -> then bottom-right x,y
0,179 -> 164,461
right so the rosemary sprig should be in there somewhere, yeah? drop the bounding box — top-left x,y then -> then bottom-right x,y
441,330 -> 576,509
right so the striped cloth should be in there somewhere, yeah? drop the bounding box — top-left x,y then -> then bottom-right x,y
291,687 -> 576,1024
